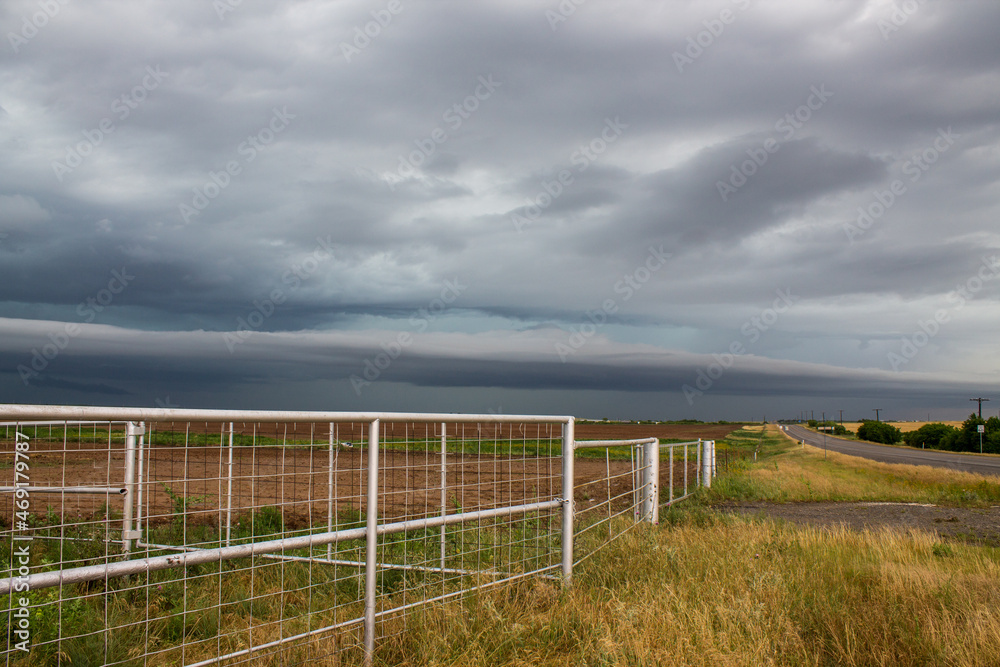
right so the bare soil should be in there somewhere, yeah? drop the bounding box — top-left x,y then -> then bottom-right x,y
1,422 -> 729,532
718,501 -> 1000,546
573,423 -> 739,441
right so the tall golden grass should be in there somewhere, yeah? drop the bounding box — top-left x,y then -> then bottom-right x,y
716,428 -> 1000,505
380,514 -> 1000,666
374,424 -> 1000,666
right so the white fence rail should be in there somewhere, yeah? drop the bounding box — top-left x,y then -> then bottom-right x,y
1,406 -> 715,666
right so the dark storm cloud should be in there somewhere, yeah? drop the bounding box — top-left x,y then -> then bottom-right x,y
0,322 -> 991,410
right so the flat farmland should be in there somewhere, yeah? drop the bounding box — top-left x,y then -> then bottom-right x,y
574,422 -> 742,441
135,421 -> 742,443
0,420 -> 727,529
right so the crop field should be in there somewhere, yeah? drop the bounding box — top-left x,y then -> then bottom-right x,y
1,420 -> 731,527
574,422 -> 741,441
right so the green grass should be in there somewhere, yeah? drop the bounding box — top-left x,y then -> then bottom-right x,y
705,425 -> 1000,507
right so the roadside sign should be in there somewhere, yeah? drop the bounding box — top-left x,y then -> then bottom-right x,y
979,425 -> 986,433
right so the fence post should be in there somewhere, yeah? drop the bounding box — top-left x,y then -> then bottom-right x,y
135,422 -> 146,539
363,419 -> 380,667
683,442 -> 688,497
701,438 -> 712,489
640,439 -> 659,523
697,438 -> 702,488
328,422 -> 335,562
440,421 -> 447,574
225,422 -> 234,546
668,445 -> 674,504
122,422 -> 144,554
561,419 -> 575,586
711,440 -> 717,479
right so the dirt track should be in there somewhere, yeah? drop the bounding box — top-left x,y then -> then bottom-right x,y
719,501 -> 1000,547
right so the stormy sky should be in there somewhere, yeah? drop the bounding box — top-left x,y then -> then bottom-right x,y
1,0 -> 998,421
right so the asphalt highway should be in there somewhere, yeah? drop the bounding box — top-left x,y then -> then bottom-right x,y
783,424 -> 1000,478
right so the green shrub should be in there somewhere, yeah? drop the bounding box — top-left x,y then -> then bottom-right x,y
903,423 -> 957,449
857,420 -> 902,444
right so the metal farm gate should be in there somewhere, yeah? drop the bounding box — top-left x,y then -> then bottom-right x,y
1,405 -> 714,666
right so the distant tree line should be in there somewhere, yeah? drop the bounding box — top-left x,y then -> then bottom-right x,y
897,414 -> 1000,453
856,420 -> 902,444
848,414 -> 1000,452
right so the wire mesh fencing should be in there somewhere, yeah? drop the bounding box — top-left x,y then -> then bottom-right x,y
571,438 -> 706,567
1,408 -> 714,666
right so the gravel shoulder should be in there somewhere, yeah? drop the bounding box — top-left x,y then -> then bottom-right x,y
717,501 -> 1000,547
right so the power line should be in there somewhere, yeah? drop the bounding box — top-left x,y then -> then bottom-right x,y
970,397 -> 990,419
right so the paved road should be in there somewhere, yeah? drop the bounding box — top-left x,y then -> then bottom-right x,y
783,424 -> 1000,478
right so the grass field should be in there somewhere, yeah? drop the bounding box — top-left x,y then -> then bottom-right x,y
382,424 -> 1000,666
710,425 -> 1000,506
382,515 -> 1000,666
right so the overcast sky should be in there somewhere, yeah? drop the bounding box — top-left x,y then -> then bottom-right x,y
1,0 -> 998,421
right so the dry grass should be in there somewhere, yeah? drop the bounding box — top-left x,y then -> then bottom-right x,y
374,423 -> 1000,666
380,515 -> 1000,666
709,424 -> 1000,506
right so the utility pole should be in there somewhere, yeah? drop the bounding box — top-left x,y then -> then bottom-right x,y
822,412 -> 827,458
970,398 -> 990,419
839,410 -> 844,424
873,408 -> 882,422
822,411 -> 828,459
